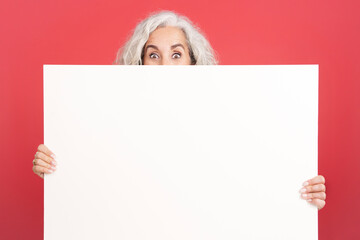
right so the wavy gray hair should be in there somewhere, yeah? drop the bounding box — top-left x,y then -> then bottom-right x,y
114,10 -> 219,65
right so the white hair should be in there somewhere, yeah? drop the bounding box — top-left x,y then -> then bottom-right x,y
114,10 -> 219,65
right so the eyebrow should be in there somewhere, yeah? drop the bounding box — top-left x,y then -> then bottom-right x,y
170,43 -> 185,50
145,43 -> 186,52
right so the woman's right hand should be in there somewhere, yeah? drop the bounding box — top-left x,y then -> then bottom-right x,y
32,144 -> 57,179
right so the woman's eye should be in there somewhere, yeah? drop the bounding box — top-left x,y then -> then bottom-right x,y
149,53 -> 159,59
172,53 -> 181,58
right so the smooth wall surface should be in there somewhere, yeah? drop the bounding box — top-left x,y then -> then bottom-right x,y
0,0 -> 359,239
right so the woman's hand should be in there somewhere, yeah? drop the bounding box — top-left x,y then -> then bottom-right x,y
32,144 -> 57,179
300,175 -> 326,210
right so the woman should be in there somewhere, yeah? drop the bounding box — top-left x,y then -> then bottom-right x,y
32,10 -> 326,209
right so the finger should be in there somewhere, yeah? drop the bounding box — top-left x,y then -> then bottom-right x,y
303,175 -> 325,187
300,183 -> 326,194
306,183 -> 326,193
33,165 -> 54,174
37,144 -> 56,160
307,198 -> 326,210
301,192 -> 326,200
34,151 -> 57,166
33,158 -> 56,171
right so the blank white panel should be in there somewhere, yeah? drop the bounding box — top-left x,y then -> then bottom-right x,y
44,65 -> 318,240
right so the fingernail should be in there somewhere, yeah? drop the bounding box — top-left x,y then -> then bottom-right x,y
300,188 -> 307,193
307,199 -> 312,202
51,154 -> 56,160
302,194 -> 307,198
51,166 -> 56,171
303,181 -> 309,186
48,169 -> 53,173
51,161 -> 57,166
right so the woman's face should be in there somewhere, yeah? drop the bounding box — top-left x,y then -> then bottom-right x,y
143,26 -> 192,65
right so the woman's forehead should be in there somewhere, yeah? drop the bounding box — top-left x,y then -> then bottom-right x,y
146,26 -> 188,47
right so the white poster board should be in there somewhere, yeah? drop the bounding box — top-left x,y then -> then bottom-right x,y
44,65 -> 318,240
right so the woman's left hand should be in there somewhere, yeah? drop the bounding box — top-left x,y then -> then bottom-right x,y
300,175 -> 326,210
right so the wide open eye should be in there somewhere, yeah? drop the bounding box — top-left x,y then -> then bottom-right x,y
172,53 -> 181,59
149,53 -> 159,59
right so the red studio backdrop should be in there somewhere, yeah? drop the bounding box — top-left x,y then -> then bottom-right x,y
1,0 -> 359,239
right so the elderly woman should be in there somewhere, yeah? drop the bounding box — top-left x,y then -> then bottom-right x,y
32,10 -> 326,209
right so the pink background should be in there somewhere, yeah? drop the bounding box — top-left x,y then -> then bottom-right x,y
1,0 -> 359,239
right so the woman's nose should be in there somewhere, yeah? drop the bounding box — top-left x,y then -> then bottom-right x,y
160,57 -> 173,65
